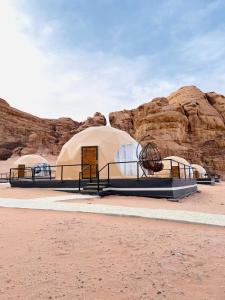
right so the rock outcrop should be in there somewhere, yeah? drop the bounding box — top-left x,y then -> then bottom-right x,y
2,86 -> 225,177
109,86 -> 225,176
0,99 -> 106,159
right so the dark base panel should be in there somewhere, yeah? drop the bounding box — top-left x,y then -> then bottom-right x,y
102,178 -> 197,199
0,180 -> 8,183
10,177 -> 197,199
10,180 -> 88,189
197,178 -> 215,185
10,180 -> 70,188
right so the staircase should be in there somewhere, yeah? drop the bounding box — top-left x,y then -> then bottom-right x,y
81,181 -> 109,196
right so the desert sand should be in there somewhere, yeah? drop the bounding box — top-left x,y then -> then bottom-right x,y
0,183 -> 71,199
0,208 -> 225,300
1,156 -> 225,299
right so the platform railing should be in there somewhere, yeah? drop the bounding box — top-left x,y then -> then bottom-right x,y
97,160 -> 143,192
0,172 -> 10,182
97,158 -> 194,192
9,163 -> 92,183
78,164 -> 92,191
9,158 -> 194,190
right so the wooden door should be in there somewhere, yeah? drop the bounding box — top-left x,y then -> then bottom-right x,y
81,146 -> 98,179
171,166 -> 180,178
18,164 -> 25,178
193,170 -> 199,179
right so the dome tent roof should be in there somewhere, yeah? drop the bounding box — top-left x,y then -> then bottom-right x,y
13,154 -> 48,168
11,155 -> 49,179
157,155 -> 193,178
165,156 -> 191,166
56,126 -> 139,179
191,164 -> 206,175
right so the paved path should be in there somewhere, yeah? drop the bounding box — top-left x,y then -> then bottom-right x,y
0,194 -> 225,227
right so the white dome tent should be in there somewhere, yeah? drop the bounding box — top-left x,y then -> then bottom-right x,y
191,164 -> 207,179
56,126 -> 142,180
9,129 -> 198,199
158,156 -> 193,178
11,155 -> 50,179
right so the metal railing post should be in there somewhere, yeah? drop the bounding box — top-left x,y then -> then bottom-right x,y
90,165 -> 92,183
137,161 -> 139,180
49,167 -> 52,181
170,159 -> 172,178
61,165 -> 63,181
97,172 -> 100,192
178,162 -> 180,179
184,165 -> 186,179
108,164 -> 110,184
32,168 -> 35,182
79,172 -> 81,192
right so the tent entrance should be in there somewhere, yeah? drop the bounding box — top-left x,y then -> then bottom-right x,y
81,146 -> 98,179
171,166 -> 180,178
18,164 -> 25,178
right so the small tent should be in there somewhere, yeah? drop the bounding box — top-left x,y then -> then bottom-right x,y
157,156 -> 193,178
56,126 -> 141,180
191,164 -> 207,179
11,155 -> 49,178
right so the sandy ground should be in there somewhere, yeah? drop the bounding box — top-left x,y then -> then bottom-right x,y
0,165 -> 225,299
0,208 -> 225,300
0,184 -> 71,199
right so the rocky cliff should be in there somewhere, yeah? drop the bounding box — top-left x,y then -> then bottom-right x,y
0,99 -> 106,160
109,86 -> 225,176
1,86 -> 225,176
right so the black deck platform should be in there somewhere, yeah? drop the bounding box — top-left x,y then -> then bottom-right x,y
196,178 -> 215,185
10,177 -> 197,200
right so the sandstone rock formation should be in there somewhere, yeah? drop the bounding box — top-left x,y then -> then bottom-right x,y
0,99 -> 106,160
109,86 -> 225,176
2,86 -> 225,177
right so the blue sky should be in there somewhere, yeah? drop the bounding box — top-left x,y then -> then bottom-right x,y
0,0 -> 225,120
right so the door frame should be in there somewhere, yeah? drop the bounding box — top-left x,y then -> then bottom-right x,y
81,146 -> 98,179
18,164 -> 25,178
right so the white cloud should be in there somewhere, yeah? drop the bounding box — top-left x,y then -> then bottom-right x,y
0,0 -> 224,123
182,29 -> 225,64
0,1 -> 178,121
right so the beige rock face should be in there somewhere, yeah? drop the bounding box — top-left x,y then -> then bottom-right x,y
109,86 -> 225,176
0,99 -> 106,160
2,86 -> 225,177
